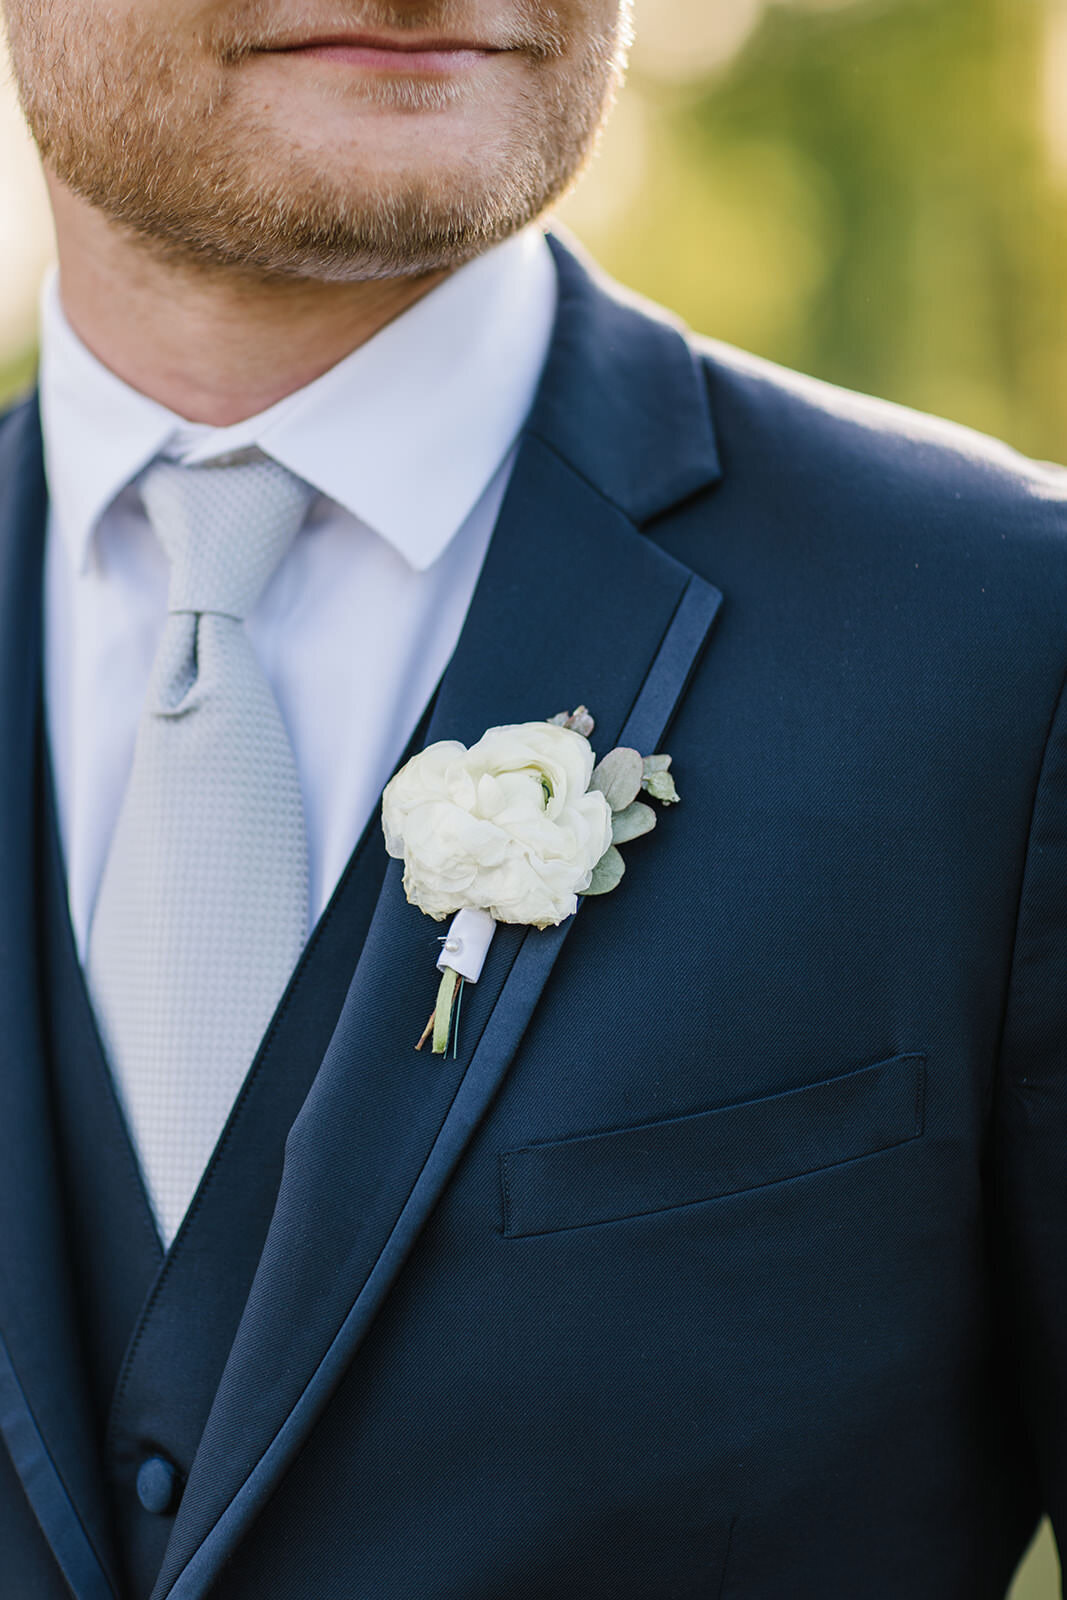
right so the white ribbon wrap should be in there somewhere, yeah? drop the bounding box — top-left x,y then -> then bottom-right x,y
436,907 -> 497,984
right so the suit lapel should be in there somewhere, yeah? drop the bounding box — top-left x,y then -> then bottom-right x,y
0,398 -> 120,1599
153,239 -> 725,1600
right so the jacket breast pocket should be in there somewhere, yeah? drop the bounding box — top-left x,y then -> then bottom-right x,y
500,1052 -> 926,1238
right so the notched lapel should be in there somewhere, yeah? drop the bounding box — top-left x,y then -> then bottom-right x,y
0,398 -> 120,1599
154,241 -> 726,1600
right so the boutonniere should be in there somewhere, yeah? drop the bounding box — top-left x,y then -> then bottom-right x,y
381,708 -> 679,1055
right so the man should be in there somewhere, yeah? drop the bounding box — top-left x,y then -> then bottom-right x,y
0,1 -> 1064,1596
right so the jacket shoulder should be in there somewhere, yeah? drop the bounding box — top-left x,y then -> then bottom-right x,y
693,333 -> 1067,542
0,390 -> 40,478
0,391 -> 36,430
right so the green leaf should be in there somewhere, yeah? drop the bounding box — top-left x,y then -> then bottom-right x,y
590,747 -> 644,812
642,754 -> 672,775
611,801 -> 657,845
584,845 -> 626,896
643,769 -> 680,805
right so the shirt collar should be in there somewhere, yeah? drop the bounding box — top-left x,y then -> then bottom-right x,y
39,226 -> 558,577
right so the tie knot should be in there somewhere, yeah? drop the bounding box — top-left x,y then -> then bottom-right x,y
138,451 -> 315,620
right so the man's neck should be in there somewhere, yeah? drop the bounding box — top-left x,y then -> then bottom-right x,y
49,181 -> 452,426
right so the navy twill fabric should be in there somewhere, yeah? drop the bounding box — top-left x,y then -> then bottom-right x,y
0,238 -> 1065,1597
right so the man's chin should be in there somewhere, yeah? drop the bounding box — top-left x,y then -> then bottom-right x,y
142,103 -> 556,280
102,169 -> 534,283
14,16 -> 618,286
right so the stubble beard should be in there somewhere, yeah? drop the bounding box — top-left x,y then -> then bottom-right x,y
3,1 -> 632,281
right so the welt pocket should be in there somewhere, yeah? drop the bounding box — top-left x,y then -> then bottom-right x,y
500,1052 -> 926,1238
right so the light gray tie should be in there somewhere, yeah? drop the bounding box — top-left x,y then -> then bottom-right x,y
87,450 -> 315,1248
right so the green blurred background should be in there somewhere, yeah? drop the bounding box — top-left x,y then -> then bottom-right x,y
559,0 -> 1067,469
0,0 -> 1063,1589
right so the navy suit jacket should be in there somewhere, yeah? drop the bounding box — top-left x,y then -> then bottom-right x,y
2,236 -> 1067,1598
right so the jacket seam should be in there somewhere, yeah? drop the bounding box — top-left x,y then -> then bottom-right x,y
522,427 -> 637,524
988,649 -> 1067,1111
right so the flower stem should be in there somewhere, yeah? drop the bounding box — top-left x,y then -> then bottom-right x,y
431,966 -> 462,1056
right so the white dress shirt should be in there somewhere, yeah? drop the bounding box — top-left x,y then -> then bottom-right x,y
41,228 -> 558,958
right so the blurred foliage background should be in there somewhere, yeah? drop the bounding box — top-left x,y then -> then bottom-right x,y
0,0 -> 1064,1589
560,0 -> 1067,467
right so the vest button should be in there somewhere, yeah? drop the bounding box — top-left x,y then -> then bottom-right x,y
136,1455 -> 180,1515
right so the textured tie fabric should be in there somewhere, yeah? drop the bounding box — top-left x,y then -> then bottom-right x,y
87,451 -> 315,1248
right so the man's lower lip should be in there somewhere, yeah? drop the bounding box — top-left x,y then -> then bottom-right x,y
277,43 -> 495,72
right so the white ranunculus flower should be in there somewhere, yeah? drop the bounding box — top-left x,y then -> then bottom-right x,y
382,722 -> 615,929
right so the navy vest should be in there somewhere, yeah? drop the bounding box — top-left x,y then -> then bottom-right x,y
37,714 -> 425,1598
